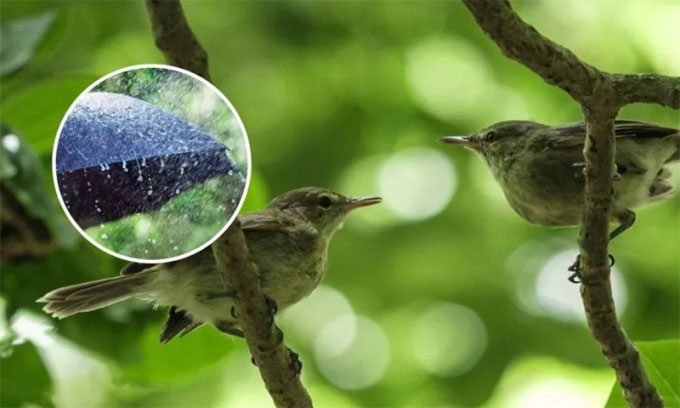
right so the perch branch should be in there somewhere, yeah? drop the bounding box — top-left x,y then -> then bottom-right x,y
611,74 -> 680,109
212,222 -> 313,408
145,0 -> 210,80
463,1 -> 677,407
145,2 -> 313,406
461,0 -> 606,105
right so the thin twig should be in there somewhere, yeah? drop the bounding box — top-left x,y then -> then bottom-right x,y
462,1 -> 677,406
144,2 -> 313,406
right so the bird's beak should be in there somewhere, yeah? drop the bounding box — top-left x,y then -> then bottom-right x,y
344,196 -> 382,211
440,136 -> 480,150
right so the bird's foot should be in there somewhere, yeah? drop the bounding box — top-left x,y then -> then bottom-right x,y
249,347 -> 303,378
263,296 -> 278,327
567,254 -> 615,285
264,296 -> 278,316
287,347 -> 303,378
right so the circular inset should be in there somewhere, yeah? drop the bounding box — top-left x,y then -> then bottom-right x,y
53,64 -> 250,263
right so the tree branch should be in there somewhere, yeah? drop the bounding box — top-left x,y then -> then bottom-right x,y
212,222 -> 313,408
461,0 -> 606,105
145,0 -> 210,80
463,1 -> 677,407
145,2 -> 313,406
611,74 -> 680,109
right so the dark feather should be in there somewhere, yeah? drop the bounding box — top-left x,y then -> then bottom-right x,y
547,120 -> 678,148
159,306 -> 201,343
120,262 -> 152,275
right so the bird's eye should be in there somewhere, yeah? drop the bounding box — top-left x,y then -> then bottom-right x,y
484,131 -> 497,142
318,195 -> 332,209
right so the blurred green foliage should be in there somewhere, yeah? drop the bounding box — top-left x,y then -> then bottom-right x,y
1,1 -> 678,408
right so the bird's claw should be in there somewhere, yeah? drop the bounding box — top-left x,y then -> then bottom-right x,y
567,254 -> 615,285
249,347 -> 303,379
287,347 -> 303,378
264,296 -> 278,316
264,296 -> 278,328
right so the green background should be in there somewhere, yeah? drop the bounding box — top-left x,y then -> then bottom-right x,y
1,1 -> 678,407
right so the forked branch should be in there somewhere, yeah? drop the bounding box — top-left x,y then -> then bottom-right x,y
145,2 -> 313,406
463,1 -> 678,407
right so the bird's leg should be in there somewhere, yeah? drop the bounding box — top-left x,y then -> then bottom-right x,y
216,322 -> 244,338
568,209 -> 632,284
610,209 -> 636,241
264,296 -> 278,316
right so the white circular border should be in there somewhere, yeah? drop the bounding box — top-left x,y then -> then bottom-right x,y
52,64 -> 252,264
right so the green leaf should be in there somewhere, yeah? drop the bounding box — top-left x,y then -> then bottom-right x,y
0,11 -> 56,77
605,339 -> 680,408
0,75 -> 98,154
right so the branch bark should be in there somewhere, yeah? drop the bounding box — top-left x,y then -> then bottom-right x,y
212,222 -> 313,408
611,74 -> 680,109
463,1 -> 679,407
145,0 -> 210,80
145,2 -> 313,406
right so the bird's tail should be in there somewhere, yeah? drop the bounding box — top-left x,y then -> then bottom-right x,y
38,272 -> 153,319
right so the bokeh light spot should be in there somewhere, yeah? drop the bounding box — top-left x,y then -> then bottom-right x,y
378,147 -> 456,221
315,315 -> 390,390
279,285 -> 354,346
2,134 -> 20,153
486,355 -> 613,408
412,302 -> 487,377
406,36 -> 491,121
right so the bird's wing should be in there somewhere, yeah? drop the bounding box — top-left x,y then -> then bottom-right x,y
547,120 -> 678,148
239,211 -> 319,251
239,212 -> 293,232
120,262 -> 153,275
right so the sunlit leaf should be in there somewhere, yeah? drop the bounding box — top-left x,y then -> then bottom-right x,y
605,339 -> 680,408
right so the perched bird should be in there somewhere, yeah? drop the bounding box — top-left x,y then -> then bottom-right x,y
442,120 -> 679,240
39,187 -> 381,342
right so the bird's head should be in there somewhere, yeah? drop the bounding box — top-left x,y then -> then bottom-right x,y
441,120 -> 545,160
268,187 -> 381,237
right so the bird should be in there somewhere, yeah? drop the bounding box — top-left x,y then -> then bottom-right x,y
38,187 -> 381,343
441,120 -> 678,241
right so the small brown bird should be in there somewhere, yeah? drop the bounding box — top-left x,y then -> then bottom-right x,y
39,187 -> 381,342
442,120 -> 679,239
442,120 -> 678,281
